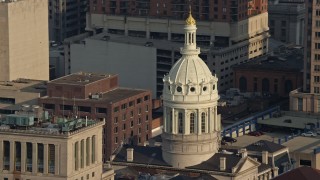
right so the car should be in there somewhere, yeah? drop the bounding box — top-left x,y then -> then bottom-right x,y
248,131 -> 261,136
301,131 -> 317,137
222,136 -> 237,143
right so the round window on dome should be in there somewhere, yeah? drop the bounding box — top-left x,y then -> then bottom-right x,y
213,84 -> 216,90
203,86 -> 207,91
190,87 -> 195,92
177,86 -> 182,92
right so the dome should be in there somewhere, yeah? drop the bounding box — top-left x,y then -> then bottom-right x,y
167,55 -> 213,85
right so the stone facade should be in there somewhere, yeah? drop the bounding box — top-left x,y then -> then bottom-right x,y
0,119 -> 106,180
0,0 -> 49,81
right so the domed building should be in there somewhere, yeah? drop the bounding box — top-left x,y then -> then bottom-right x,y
161,10 -> 221,168
109,10 -> 285,180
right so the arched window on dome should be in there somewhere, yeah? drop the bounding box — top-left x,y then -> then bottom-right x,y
201,112 -> 206,133
190,113 -> 195,134
178,112 -> 183,133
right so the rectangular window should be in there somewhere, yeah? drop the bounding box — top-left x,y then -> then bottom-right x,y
114,127 -> 118,133
178,113 -> 183,133
122,113 -> 126,120
114,117 -> 118,124
78,106 -> 91,113
129,101 -> 134,107
96,107 -> 107,114
144,95 -> 149,101
315,54 -> 320,61
113,106 -> 119,112
298,98 -> 303,111
315,43 -> 320,49
315,65 -> 320,71
145,105 -> 149,112
121,104 -> 127,110
137,98 -> 142,104
314,76 -> 320,83
300,159 -> 311,166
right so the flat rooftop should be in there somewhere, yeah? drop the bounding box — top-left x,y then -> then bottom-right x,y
234,45 -> 303,72
258,111 -> 319,129
282,137 -> 320,154
0,79 -> 47,93
41,87 -> 148,103
49,72 -> 116,85
0,116 -> 105,137
87,32 -> 187,52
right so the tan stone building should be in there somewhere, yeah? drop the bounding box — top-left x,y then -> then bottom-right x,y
0,116 -> 114,180
0,0 -> 49,81
290,0 -> 320,113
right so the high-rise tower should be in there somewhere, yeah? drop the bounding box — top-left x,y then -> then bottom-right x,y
161,10 -> 221,168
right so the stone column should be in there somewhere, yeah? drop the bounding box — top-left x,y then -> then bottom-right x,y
0,140 -> 3,171
214,106 -> 218,131
87,137 -> 91,166
77,142 -> 81,170
163,107 -> 167,132
32,143 -> 38,174
54,144 -> 59,175
197,109 -> 201,135
44,144 -> 48,174
9,141 -> 15,172
183,109 -> 188,135
21,142 -> 26,173
172,108 -> 175,134
83,140 -> 86,168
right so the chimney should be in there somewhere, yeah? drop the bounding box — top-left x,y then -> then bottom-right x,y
126,148 -> 134,162
262,151 -> 268,164
220,157 -> 226,171
240,148 -> 247,158
273,167 -> 279,177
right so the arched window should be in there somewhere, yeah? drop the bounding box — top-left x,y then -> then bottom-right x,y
239,76 -> 247,92
178,112 -> 183,133
201,112 -> 206,133
262,78 -> 270,93
285,80 -> 293,94
190,113 -> 195,133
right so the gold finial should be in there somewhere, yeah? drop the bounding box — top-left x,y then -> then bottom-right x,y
185,5 -> 196,25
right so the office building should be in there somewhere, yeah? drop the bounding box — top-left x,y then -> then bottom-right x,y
290,0 -> 320,113
0,115 -> 113,180
39,72 -> 152,161
0,0 -> 49,81
268,0 -> 305,45
68,0 -> 269,96
49,0 -> 87,42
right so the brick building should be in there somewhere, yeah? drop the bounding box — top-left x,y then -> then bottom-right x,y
39,72 -> 152,161
233,46 -> 303,97
89,0 -> 267,22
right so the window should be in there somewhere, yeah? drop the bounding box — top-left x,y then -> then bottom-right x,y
115,137 -> 118,144
122,113 -> 126,120
316,43 -> 320,49
129,101 -> 134,107
145,105 -> 149,112
137,98 -> 142,104
114,117 -> 118,124
144,95 -> 149,101
114,106 -> 119,112
96,107 -> 107,114
298,98 -> 303,111
315,65 -> 320,71
138,118 -> 141,124
178,113 -> 183,133
314,76 -> 320,83
130,111 -> 134,117
114,127 -> 118,133
92,172 -> 95,177
146,115 -> 149,121
121,104 -> 127,110
138,108 -> 142,114
190,113 -> 195,133
300,159 -> 311,166
146,124 -> 149,131
201,112 -> 206,133
123,124 -> 126,130
315,54 -> 320,61
130,121 -> 134,127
